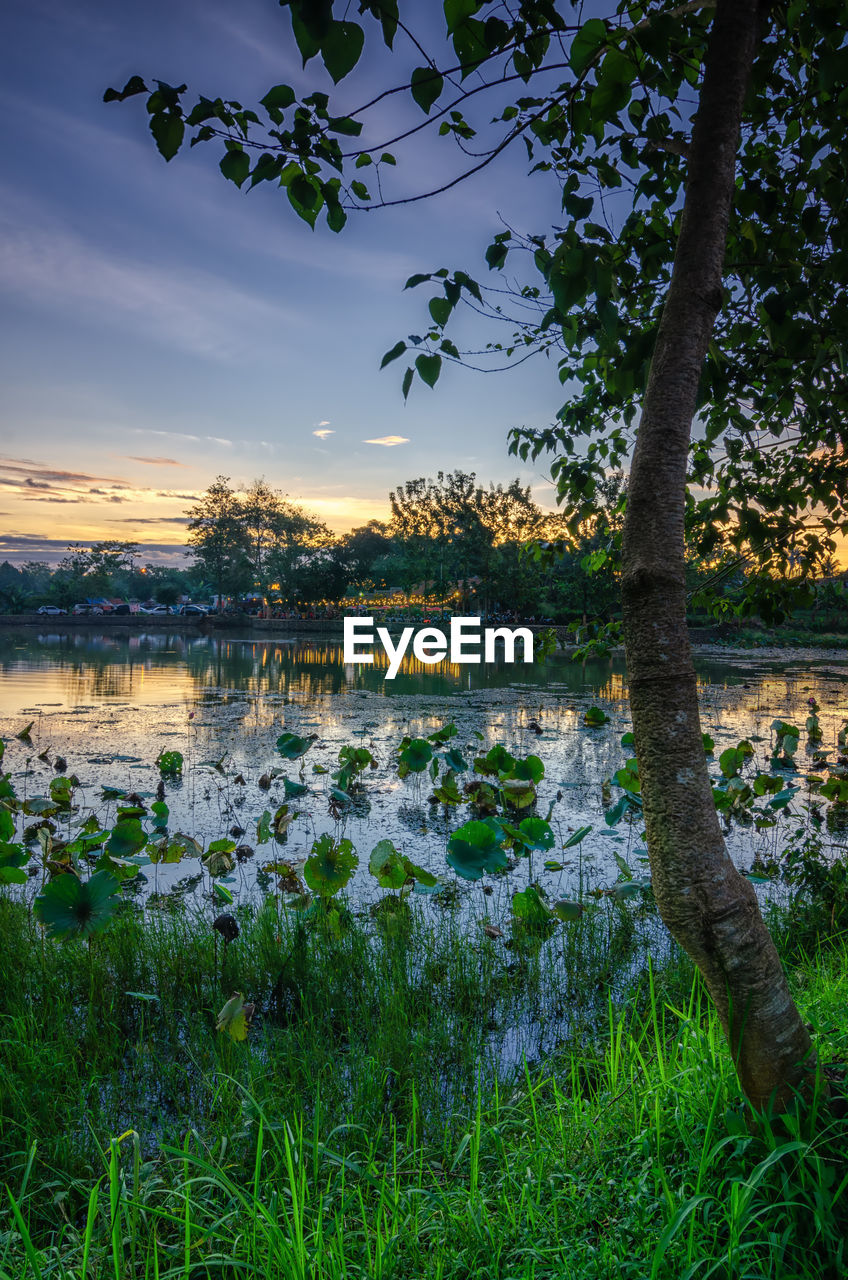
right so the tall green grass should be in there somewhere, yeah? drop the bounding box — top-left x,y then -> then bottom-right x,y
1,894 -> 846,1278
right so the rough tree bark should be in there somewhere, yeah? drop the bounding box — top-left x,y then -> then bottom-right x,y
621,0 -> 815,1110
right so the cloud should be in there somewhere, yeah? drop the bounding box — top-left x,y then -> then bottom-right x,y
313,428 -> 335,440
0,533 -> 189,567
0,192 -> 302,363
318,420 -> 331,427
111,516 -> 191,525
134,430 -> 233,447
362,436 -> 410,447
124,456 -> 187,467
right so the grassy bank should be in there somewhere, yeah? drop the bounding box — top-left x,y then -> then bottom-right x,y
1,895 -> 846,1279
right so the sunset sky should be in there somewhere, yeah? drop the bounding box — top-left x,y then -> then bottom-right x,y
1,0 -> 575,567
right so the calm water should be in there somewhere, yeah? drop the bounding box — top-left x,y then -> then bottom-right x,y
2,627 -> 847,911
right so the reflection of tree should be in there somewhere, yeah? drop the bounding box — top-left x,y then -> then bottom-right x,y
0,628 -> 609,717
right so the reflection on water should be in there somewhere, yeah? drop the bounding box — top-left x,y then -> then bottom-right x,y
0,628 -> 812,713
0,628 -> 632,710
1,628 -> 847,914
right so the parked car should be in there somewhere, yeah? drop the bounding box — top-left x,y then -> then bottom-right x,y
141,604 -> 171,616
72,603 -> 103,616
36,605 -> 67,616
179,604 -> 208,616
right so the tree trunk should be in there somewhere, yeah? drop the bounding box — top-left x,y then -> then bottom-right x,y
621,0 -> 814,1110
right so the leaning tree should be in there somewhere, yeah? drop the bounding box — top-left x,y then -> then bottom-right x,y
106,0 -> 848,1107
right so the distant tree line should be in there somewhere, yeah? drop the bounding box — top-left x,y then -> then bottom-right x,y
2,471 -> 843,625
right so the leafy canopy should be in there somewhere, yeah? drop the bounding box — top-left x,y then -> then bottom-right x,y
108,1 -> 848,610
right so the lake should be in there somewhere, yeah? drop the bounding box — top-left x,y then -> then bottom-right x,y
1,627 -> 847,914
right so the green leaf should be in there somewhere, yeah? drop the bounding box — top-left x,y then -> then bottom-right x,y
399,738 -> 433,773
216,991 -> 253,1042
485,241 -> 508,270
304,834 -> 358,898
428,297 -> 452,327
401,367 -> 414,399
446,819 -> 507,881
553,899 -> 584,921
260,84 -> 296,111
569,18 -> 607,76
157,749 -> 183,776
34,871 -> 121,941
103,76 -> 147,103
516,816 -> 555,851
0,864 -> 26,884
513,884 -> 554,923
150,113 -> 184,161
381,340 -> 407,369
512,754 -> 544,784
276,731 -> 314,760
204,843 -> 235,875
106,819 -> 146,858
219,149 -> 250,187
562,825 -> 592,848
369,839 -> 408,889
326,202 -> 347,232
411,67 -> 444,113
322,20 -> 365,83
444,0 -> 479,34
583,706 -> 609,727
281,777 -> 307,800
415,353 -> 442,387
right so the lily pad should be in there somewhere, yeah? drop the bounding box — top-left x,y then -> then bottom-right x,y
34,870 -> 121,941
446,820 -> 507,881
304,834 -> 358,898
276,731 -> 315,760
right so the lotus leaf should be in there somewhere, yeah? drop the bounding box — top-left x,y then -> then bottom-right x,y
276,731 -> 315,760
398,738 -> 433,774
446,820 -> 507,881
49,776 -> 74,807
441,747 -> 468,773
511,754 -> 544,784
95,852 -> 139,881
157,749 -> 184,776
369,839 -> 408,889
515,816 -> 555,851
283,778 -> 309,799
171,832 -> 203,857
147,838 -> 185,864
500,779 -> 537,811
562,825 -> 592,848
204,839 -> 236,875
553,899 -> 584,921
427,722 -> 458,744
583,707 -> 609,727
474,745 -> 515,777
512,885 -> 554,925
432,772 -> 463,805
304,834 -> 357,898
34,870 -> 121,941
216,991 -> 254,1042
402,857 -> 437,887
614,759 -> 641,794
106,818 -> 146,858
